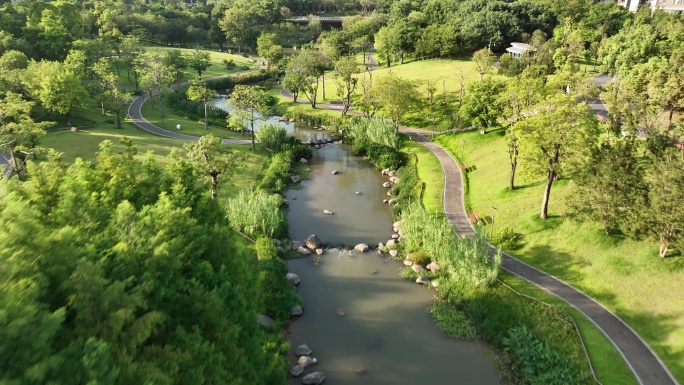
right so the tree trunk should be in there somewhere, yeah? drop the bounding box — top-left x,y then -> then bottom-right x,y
134,71 -> 139,91
509,160 -> 517,190
149,90 -> 154,108
210,174 -> 218,199
116,109 -> 122,129
293,90 -> 298,103
101,99 -> 106,115
159,94 -> 165,129
541,168 -> 555,219
386,54 -> 390,68
204,102 -> 208,129
250,119 -> 255,151
659,236 -> 668,257
321,76 -> 326,100
66,111 -> 71,126
7,144 -> 20,180
126,67 -> 131,82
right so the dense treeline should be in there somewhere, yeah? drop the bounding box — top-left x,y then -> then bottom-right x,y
0,142 -> 286,384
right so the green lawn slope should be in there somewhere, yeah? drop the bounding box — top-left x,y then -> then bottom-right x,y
436,128 -> 684,383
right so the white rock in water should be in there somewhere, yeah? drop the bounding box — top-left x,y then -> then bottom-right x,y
331,170 -> 339,175
382,182 -> 391,188
393,221 -> 402,228
291,305 -> 303,316
298,246 -> 312,255
286,272 -> 301,285
386,239 -> 396,247
389,250 -> 398,257
305,234 -> 322,250
403,260 -> 413,266
388,170 -> 397,177
323,209 -> 334,215
355,191 -> 361,195
302,372 -> 326,385
383,199 -> 389,203
411,264 -> 426,273
389,176 -> 399,184
381,168 -> 389,175
391,234 -> 399,239
378,242 -> 384,248
431,280 -> 440,287
295,344 -> 312,356
386,191 -> 392,197
354,243 -> 369,252
300,158 -> 308,164
298,355 -> 318,367
315,248 -> 324,255
291,175 -> 301,183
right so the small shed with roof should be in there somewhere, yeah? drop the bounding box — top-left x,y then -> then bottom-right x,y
506,42 -> 534,58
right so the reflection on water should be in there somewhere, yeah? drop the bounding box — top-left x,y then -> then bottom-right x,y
287,250 -> 502,385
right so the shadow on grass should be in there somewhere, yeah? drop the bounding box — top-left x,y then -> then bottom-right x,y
521,243 -> 588,284
616,306 -> 684,383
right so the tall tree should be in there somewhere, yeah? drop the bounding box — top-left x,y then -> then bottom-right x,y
334,56 -> 359,116
371,73 -> 419,131
0,92 -> 52,178
643,149 -> 684,257
92,58 -> 132,129
185,134 -> 241,199
460,77 -> 505,135
472,48 -> 494,80
163,49 -> 188,89
572,139 -> 646,235
516,94 -> 600,219
136,51 -> 174,129
229,85 -> 269,151
188,47 -> 211,79
220,7 -> 248,53
187,80 -> 218,130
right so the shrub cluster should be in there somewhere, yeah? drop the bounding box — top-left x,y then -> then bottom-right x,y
284,110 -> 344,130
345,117 -> 406,170
256,238 -> 302,324
205,69 -> 279,90
259,151 -> 294,193
226,189 -> 286,239
166,88 -> 229,126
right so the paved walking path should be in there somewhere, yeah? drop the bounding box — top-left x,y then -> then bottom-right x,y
127,72 -> 256,145
279,55 -> 679,385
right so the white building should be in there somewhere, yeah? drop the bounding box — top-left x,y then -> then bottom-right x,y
505,43 -> 533,58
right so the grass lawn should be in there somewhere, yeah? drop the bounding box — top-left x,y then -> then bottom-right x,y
111,45 -> 256,89
140,93 -> 248,140
435,128 -> 684,383
400,136 -> 444,215
40,102 -> 267,198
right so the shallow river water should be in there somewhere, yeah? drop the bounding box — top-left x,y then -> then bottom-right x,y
213,98 -> 502,384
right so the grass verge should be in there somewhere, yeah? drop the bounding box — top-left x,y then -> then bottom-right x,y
435,128 -> 682,383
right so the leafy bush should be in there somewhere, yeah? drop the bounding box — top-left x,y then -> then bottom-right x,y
429,301 -> 477,340
346,117 -> 400,149
205,68 -> 279,90
226,190 -> 286,238
407,252 -> 431,266
259,151 -> 293,193
166,88 -> 229,126
284,110 -> 344,129
256,238 -> 302,323
503,325 -> 591,385
257,123 -> 288,152
493,227 -> 524,250
282,136 -> 312,161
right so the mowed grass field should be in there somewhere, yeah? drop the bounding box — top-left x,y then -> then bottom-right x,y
112,45 -> 256,89
435,128 -> 684,383
40,101 -> 267,199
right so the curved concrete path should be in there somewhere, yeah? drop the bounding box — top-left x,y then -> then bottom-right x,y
278,55 -> 679,385
127,72 -> 256,145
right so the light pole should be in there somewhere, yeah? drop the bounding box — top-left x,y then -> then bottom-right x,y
490,206 -> 497,239
461,140 -> 466,163
488,40 -> 495,51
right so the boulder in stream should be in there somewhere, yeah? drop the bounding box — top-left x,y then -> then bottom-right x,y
291,305 -> 303,316
302,372 -> 326,385
354,243 -> 369,252
295,344 -> 312,356
297,246 -> 312,255
257,314 -> 275,327
389,250 -> 398,258
403,260 -> 413,266
426,262 -> 441,273
416,276 -> 431,285
393,221 -> 402,228
291,175 -> 301,183
300,158 -> 309,164
389,176 -> 400,184
391,234 -> 399,239
381,168 -> 389,175
386,239 -> 396,247
323,209 -> 334,215
388,170 -> 397,177
331,170 -> 339,175
305,234 -> 322,250
315,248 -> 324,255
290,365 -> 304,377
411,264 -> 426,273
286,272 -> 301,285
382,182 -> 391,188
386,191 -> 392,197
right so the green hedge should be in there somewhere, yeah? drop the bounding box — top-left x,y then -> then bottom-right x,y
205,69 -> 280,90
256,238 -> 302,324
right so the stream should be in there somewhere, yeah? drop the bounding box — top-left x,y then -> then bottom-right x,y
213,98 -> 502,384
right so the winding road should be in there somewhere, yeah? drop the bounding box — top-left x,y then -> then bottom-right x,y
128,58 -> 679,385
